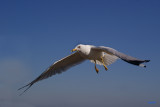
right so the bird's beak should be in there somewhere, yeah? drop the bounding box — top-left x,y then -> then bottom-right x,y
71,49 -> 77,52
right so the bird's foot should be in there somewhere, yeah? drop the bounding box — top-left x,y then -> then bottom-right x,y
95,68 -> 99,74
104,65 -> 108,71
101,56 -> 108,71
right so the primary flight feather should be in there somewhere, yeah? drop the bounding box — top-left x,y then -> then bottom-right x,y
18,44 -> 150,95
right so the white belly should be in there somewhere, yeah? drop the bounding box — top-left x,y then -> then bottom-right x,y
87,50 -> 104,60
77,45 -> 104,60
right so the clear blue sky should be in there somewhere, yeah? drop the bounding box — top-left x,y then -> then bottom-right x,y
0,0 -> 160,107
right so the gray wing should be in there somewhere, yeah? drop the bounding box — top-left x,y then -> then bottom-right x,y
18,52 -> 85,95
92,46 -> 150,67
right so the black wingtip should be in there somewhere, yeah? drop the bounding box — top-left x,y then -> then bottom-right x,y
18,84 -> 29,91
145,60 -> 150,62
18,83 -> 33,96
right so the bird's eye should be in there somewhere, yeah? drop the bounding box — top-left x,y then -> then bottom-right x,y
78,46 -> 81,48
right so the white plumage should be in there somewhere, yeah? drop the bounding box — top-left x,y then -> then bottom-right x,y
18,44 -> 150,95
91,53 -> 118,66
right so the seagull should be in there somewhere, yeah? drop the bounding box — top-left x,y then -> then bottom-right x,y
18,44 -> 150,95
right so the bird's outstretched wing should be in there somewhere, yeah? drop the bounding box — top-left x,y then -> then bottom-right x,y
18,52 -> 85,95
92,46 -> 150,67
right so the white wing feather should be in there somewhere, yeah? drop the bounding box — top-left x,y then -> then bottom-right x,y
90,52 -> 118,66
103,53 -> 119,65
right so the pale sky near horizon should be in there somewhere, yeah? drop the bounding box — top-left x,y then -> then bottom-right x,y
0,0 -> 160,107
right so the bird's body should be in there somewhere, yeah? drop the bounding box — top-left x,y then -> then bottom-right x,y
77,45 -> 102,60
18,44 -> 150,95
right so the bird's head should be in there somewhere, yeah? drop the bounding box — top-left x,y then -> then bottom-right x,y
71,44 -> 83,52
71,44 -> 91,55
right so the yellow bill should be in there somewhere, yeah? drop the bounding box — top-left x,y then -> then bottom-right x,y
71,49 -> 77,52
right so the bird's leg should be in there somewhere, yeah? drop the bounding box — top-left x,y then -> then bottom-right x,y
94,60 -> 99,74
101,56 -> 108,71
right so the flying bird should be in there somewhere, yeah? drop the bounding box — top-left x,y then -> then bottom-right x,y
18,44 -> 150,95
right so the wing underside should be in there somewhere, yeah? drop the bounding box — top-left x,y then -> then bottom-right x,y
18,52 -> 85,95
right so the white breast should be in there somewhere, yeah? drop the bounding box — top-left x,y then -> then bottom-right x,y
88,49 -> 104,60
78,45 -> 104,60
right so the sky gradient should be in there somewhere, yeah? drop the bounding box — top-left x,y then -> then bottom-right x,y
0,0 -> 160,107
